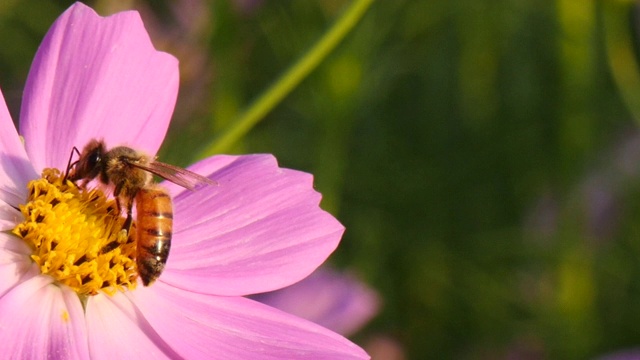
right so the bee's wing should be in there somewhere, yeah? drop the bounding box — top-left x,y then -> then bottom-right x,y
128,160 -> 217,190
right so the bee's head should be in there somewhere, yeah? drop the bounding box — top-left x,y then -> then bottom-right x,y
69,139 -> 106,182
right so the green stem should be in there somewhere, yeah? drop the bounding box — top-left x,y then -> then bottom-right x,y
602,0 -> 640,123
199,0 -> 375,157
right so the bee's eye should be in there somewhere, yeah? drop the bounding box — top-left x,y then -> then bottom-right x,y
88,151 -> 101,168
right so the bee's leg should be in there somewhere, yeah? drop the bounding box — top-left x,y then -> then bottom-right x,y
63,146 -> 81,182
114,185 -> 123,212
115,196 -> 123,215
121,198 -> 134,235
113,184 -> 134,236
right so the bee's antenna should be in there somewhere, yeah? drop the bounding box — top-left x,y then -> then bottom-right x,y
63,146 -> 81,182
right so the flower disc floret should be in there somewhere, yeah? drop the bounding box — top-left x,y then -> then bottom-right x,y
12,168 -> 137,295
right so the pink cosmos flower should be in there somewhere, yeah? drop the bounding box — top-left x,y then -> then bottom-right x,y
0,3 -> 369,359
253,267 -> 380,337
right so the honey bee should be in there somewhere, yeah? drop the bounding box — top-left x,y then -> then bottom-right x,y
66,139 -> 215,285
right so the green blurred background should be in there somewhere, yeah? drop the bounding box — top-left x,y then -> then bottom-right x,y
5,0 -> 640,358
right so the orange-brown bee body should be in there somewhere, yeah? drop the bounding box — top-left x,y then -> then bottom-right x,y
135,186 -> 172,286
65,138 -> 215,286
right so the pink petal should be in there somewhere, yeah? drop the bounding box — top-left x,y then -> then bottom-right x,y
20,2 -> 179,173
0,88 -> 37,208
161,155 -> 345,296
0,275 -> 89,359
128,283 -> 370,359
0,201 -> 22,232
85,293 -> 181,359
0,233 -> 37,297
253,267 -> 380,336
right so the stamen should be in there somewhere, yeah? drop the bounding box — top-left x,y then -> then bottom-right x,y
12,169 -> 138,295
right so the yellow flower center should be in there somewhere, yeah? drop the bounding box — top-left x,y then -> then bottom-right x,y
11,168 -> 138,296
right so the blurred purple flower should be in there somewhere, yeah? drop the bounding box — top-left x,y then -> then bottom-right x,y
595,348 -> 640,360
363,335 -> 406,360
253,267 -> 380,336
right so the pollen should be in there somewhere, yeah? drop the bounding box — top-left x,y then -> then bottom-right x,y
12,168 -> 138,296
